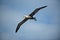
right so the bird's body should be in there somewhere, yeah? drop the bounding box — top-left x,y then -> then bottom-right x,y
24,15 -> 36,20
24,15 -> 32,19
15,6 -> 47,32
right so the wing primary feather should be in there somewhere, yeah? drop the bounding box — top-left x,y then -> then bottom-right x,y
15,18 -> 28,32
29,6 -> 47,17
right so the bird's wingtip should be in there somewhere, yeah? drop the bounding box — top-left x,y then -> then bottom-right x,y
44,5 -> 48,7
15,30 -> 17,33
39,5 -> 48,9
42,5 -> 47,8
37,5 -> 48,9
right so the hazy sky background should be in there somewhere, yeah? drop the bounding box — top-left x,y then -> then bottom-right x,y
0,0 -> 60,40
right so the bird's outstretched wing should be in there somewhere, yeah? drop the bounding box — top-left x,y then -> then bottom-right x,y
29,6 -> 47,17
15,18 -> 28,32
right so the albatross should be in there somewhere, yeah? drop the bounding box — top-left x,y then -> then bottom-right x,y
15,6 -> 47,32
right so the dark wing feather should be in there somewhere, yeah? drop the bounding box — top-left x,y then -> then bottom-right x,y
29,6 -> 47,17
16,18 -> 28,32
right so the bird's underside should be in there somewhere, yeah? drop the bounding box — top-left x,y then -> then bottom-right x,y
15,6 -> 47,32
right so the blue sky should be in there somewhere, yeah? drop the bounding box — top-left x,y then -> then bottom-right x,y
0,0 -> 60,40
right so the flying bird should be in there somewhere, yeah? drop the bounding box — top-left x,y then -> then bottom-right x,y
15,6 -> 47,32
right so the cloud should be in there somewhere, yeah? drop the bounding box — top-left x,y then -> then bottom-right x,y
0,32 -> 22,40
